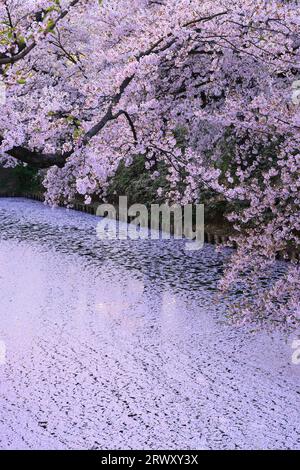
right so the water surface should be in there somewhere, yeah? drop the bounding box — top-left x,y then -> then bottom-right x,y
0,198 -> 298,450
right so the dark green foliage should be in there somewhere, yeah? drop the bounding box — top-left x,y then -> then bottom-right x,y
106,155 -> 168,207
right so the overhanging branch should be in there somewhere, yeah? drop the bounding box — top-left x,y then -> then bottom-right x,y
5,145 -> 68,169
1,8 -> 229,169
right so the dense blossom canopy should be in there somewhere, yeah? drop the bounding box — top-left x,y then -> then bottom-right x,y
0,0 -> 300,327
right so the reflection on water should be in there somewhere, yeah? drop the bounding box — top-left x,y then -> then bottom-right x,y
0,198 -> 298,450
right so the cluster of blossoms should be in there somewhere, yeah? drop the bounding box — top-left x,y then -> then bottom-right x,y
0,0 -> 300,328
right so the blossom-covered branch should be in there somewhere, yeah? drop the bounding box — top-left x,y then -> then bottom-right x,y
0,0 -> 83,65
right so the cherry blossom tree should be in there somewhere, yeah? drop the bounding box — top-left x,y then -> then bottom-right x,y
0,0 -> 299,328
